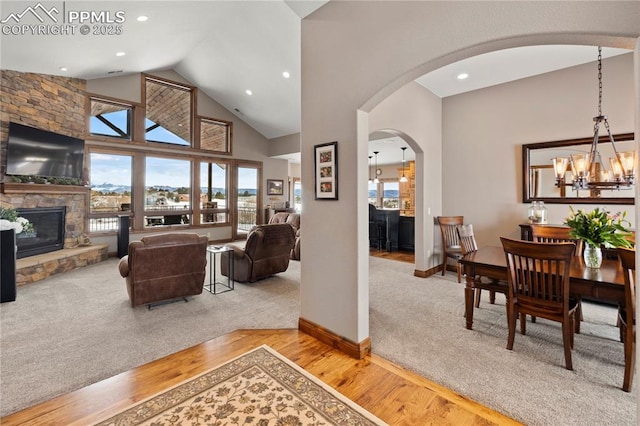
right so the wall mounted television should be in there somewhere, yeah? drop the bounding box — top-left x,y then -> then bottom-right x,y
6,122 -> 85,180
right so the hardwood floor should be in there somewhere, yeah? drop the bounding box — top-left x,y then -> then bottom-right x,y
370,247 -> 415,263
2,329 -> 521,426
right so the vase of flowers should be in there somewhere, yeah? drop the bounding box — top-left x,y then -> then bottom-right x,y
0,206 -> 33,235
564,207 -> 632,268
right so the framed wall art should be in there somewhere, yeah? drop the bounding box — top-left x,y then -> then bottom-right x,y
267,179 -> 284,195
314,141 -> 338,200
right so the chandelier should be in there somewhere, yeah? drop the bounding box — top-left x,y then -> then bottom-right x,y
552,46 -> 635,191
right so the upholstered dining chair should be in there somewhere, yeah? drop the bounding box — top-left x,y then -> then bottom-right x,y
617,246 -> 636,392
458,224 -> 507,308
437,216 -> 464,282
500,237 -> 579,370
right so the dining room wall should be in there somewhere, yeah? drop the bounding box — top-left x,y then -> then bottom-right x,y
442,53 -> 636,247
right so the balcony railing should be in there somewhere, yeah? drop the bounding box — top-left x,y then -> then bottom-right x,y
88,206 -> 256,233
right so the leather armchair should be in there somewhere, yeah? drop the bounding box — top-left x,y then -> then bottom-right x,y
221,224 -> 295,282
118,233 -> 208,307
268,212 -> 301,260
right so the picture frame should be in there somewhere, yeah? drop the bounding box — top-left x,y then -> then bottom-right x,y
266,179 -> 284,196
314,141 -> 338,200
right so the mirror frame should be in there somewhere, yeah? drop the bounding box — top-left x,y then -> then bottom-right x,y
522,132 -> 635,205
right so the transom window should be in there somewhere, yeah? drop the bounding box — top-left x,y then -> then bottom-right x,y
89,98 -> 132,139
144,76 -> 193,146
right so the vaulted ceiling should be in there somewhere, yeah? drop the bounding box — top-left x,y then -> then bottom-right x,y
0,1 -> 631,160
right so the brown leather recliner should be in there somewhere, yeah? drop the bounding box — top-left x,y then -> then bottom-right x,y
118,233 -> 208,307
221,223 -> 295,283
268,212 -> 301,260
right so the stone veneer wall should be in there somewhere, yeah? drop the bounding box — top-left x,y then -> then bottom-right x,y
2,192 -> 87,247
1,70 -> 89,244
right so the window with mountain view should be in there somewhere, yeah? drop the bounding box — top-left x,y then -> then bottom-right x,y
201,161 -> 229,224
89,152 -> 132,231
144,157 -> 191,227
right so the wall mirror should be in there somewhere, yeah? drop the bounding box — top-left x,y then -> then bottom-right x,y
522,133 -> 635,205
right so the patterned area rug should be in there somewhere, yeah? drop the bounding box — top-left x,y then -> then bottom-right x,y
93,345 -> 386,426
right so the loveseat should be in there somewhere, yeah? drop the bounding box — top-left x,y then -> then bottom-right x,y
268,212 -> 301,260
221,223 -> 296,283
118,233 -> 208,307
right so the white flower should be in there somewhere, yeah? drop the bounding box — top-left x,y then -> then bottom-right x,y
0,219 -> 23,233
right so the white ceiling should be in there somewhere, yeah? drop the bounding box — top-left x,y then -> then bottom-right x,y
0,2 -> 632,166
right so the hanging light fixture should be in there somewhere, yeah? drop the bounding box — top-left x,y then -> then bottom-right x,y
553,46 -> 635,191
373,151 -> 380,184
368,155 -> 373,183
399,147 -> 408,183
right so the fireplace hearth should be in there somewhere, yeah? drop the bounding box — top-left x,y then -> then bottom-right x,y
16,207 -> 66,259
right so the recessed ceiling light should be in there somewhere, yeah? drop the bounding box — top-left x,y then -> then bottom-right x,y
457,73 -> 469,80
282,71 -> 290,79
246,89 -> 253,96
59,66 -> 67,71
116,52 -> 126,57
137,15 -> 148,22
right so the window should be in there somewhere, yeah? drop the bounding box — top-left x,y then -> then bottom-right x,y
200,161 -> 229,224
200,117 -> 232,154
89,98 -> 132,139
89,152 -> 132,232
145,76 -> 192,146
382,181 -> 399,209
293,178 -> 302,213
144,157 -> 191,227
368,181 -> 378,206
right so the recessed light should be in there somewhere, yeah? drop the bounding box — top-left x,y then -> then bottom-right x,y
457,73 -> 469,80
137,15 -> 148,22
282,71 -> 290,79
116,52 -> 126,57
59,66 -> 67,71
245,89 -> 253,96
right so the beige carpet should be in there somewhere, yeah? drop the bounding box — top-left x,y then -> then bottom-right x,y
0,255 -> 636,425
92,345 -> 386,426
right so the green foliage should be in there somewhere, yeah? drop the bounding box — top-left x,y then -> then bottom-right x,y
214,191 -> 225,199
0,206 -> 18,222
564,206 -> 632,249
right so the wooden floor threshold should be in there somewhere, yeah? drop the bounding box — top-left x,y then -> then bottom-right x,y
1,329 -> 521,426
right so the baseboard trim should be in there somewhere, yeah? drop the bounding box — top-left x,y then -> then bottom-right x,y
414,265 -> 439,278
298,317 -> 371,359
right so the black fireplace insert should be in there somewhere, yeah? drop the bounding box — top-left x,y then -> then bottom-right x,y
16,207 -> 66,259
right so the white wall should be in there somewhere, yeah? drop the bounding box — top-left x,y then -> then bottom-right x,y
301,1 -> 639,344
443,53 -> 635,247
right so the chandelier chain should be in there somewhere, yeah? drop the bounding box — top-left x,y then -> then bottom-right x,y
597,46 -> 602,117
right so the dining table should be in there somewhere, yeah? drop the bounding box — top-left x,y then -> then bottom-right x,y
459,245 -> 625,330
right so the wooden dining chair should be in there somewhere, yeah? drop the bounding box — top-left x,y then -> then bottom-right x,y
617,246 -> 635,392
437,216 -> 464,282
457,224 -> 507,308
500,237 -> 579,370
530,224 -> 583,255
530,224 -> 584,332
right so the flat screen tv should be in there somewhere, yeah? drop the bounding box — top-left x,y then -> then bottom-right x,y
6,122 -> 85,180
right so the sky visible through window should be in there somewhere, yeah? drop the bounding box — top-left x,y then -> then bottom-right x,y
91,154 -> 257,190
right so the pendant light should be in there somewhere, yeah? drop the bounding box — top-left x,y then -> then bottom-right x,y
373,151 -> 380,184
368,155 -> 373,183
399,147 -> 408,183
552,46 -> 635,191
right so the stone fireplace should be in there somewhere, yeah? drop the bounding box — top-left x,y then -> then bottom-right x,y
16,206 -> 66,259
